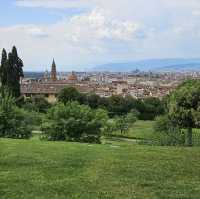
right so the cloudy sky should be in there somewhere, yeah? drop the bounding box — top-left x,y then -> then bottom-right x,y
0,0 -> 200,71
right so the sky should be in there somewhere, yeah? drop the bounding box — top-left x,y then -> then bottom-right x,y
0,0 -> 200,71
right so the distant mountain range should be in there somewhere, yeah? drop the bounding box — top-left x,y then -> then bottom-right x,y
92,58 -> 200,72
24,72 -> 44,78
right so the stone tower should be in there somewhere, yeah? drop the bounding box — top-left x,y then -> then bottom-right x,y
51,59 -> 57,81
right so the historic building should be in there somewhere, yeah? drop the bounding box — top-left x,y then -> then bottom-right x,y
21,60 -> 94,103
51,59 -> 57,81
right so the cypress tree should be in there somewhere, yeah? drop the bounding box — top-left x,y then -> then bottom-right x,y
0,46 -> 24,98
11,46 -> 24,97
0,48 -> 8,86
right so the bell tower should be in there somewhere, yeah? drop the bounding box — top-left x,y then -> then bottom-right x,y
51,59 -> 57,81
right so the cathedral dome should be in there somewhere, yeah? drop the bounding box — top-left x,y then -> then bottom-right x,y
68,71 -> 78,81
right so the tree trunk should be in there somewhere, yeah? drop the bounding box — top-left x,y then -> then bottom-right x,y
187,127 -> 193,147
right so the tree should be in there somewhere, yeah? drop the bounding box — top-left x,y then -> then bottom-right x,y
107,95 -> 126,116
115,116 -> 127,134
107,95 -> 142,117
86,93 -> 101,109
138,97 -> 165,120
0,46 -> 24,98
41,102 -> 108,143
9,47 -> 24,97
103,119 -> 117,135
167,80 -> 200,146
23,96 -> 51,113
58,87 -> 81,104
154,115 -> 185,146
0,49 -> 8,86
116,112 -> 138,134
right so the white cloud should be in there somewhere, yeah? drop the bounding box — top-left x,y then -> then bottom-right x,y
1,0 -> 200,70
25,26 -> 49,37
66,9 -> 140,42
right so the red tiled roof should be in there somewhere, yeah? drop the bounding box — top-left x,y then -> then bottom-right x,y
21,83 -> 95,94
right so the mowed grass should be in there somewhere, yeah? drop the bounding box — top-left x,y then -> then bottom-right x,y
111,121 -> 200,146
0,137 -> 200,199
110,120 -> 155,140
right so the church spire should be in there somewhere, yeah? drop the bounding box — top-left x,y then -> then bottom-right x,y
51,58 -> 57,81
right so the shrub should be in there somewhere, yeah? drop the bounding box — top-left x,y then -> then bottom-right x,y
58,87 -> 82,104
41,102 -> 108,143
0,91 -> 32,139
115,112 -> 138,134
154,115 -> 185,146
103,119 -> 117,135
23,96 -> 51,113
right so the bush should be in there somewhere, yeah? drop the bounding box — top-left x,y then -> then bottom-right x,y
23,96 -> 51,113
103,119 -> 117,135
115,112 -> 138,134
154,115 -> 185,146
41,102 -> 108,143
58,87 -> 82,104
0,91 -> 32,139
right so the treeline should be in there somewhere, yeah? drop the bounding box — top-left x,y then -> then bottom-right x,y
57,87 -> 165,120
18,87 -> 164,143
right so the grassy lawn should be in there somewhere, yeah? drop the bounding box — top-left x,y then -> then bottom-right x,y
110,120 -> 155,140
0,137 -> 200,199
111,121 -> 200,146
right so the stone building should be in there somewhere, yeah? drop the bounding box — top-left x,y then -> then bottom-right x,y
21,60 -> 93,103
51,59 -> 57,81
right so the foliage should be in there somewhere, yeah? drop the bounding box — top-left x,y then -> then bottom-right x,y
41,102 -> 108,143
103,119 -> 117,135
154,115 -> 185,146
86,93 -> 101,109
115,116 -> 129,134
138,97 -> 165,120
0,89 -> 32,139
58,87 -> 82,104
0,47 -> 24,98
23,96 -> 51,113
115,112 -> 138,134
167,80 -> 200,146
107,95 -> 128,116
57,87 -> 165,120
0,49 -> 8,86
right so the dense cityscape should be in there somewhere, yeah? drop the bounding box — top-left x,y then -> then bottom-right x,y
22,59 -> 200,102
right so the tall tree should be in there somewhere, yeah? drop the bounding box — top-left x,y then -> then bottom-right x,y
11,46 -> 24,97
0,48 -> 8,86
1,46 -> 24,97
